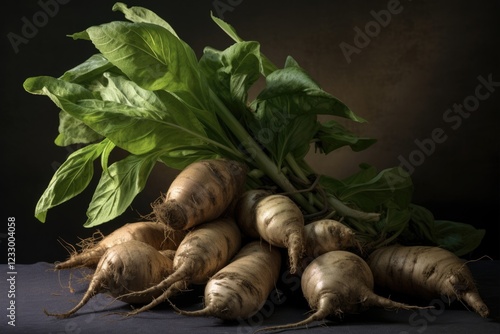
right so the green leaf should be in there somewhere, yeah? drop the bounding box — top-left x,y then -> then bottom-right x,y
86,21 -> 208,105
96,72 -> 171,112
63,97 -> 206,155
210,12 -> 277,76
100,139 -> 116,176
27,74 -> 239,168
254,60 -> 366,122
210,11 -> 244,43
34,141 -> 107,222
112,2 -> 179,37
251,98 -> 319,165
199,42 -> 262,117
59,53 -> 116,84
159,147 -> 220,170
25,76 -> 103,146
378,205 -> 411,234
337,166 -> 414,211
56,55 -> 124,146
34,76 -> 212,155
84,153 -> 157,227
434,220 -> 485,256
318,174 -> 345,197
68,30 -> 90,41
24,75 -> 97,102
55,110 -> 103,146
408,204 -> 438,244
246,60 -> 368,165
315,120 -> 377,154
342,163 -> 378,185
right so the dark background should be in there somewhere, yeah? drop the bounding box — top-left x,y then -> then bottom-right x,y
1,0 -> 499,263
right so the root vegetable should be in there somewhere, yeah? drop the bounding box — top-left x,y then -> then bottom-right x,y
235,189 -> 273,238
237,193 -> 305,274
367,244 -> 490,318
55,221 -> 186,270
304,219 -> 361,258
172,241 -> 281,320
256,250 -> 427,332
44,240 -> 174,319
152,159 -> 248,230
124,217 -> 242,315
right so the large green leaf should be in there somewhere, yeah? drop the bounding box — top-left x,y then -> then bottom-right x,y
84,153 -> 157,227
35,140 -> 107,222
112,2 -> 179,37
59,97 -> 208,155
25,76 -> 103,146
247,59 -> 367,166
28,76 -> 214,157
56,54 -> 124,146
254,60 -> 366,122
86,21 -> 208,106
99,73 -> 236,156
83,20 -> 239,152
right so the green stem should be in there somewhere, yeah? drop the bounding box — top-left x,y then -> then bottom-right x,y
285,153 -> 309,183
295,158 -> 382,222
327,195 -> 380,222
209,89 -> 316,213
284,154 -> 328,211
156,119 -> 245,161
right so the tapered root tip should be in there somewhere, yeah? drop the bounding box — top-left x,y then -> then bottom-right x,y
125,286 -> 177,317
287,232 -> 305,274
44,308 -> 75,319
253,295 -> 339,333
54,263 -> 71,270
252,310 -> 329,333
367,292 -> 432,311
463,292 -> 490,318
53,251 -> 101,270
54,259 -> 90,270
152,200 -> 187,230
172,306 -> 213,318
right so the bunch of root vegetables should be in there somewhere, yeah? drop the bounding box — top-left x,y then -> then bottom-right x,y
46,159 -> 490,332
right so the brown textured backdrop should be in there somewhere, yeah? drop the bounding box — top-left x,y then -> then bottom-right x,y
2,0 -> 498,263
